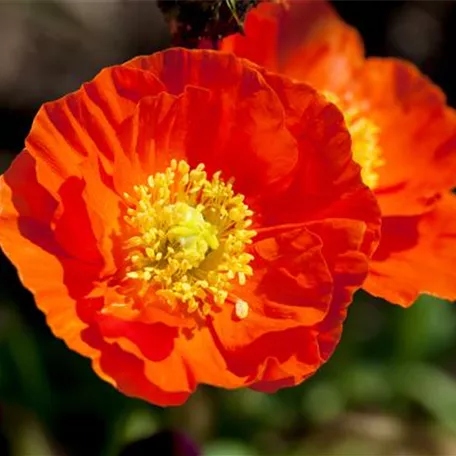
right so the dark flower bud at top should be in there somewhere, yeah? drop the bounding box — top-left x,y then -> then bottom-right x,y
157,0 -> 261,48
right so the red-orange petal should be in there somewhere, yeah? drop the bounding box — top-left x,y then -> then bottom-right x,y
307,219 -> 371,361
210,306 -> 322,385
26,66 -> 164,180
210,215 -> 372,388
82,326 -> 191,406
208,225 -> 332,381
125,48 -> 270,97
112,64 -> 298,201
351,58 -> 456,216
22,65 -> 168,270
92,313 -> 248,395
255,217 -> 370,392
220,0 -> 364,93
365,193 -> 456,307
251,69 -> 380,255
0,152 -> 101,358
248,224 -> 334,325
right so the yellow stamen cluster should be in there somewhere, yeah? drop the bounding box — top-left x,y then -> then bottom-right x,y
123,159 -> 256,316
323,91 -> 384,189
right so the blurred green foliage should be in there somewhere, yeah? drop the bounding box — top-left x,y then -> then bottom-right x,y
1,281 -> 456,455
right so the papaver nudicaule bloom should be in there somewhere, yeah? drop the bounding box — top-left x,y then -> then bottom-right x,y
0,48 -> 380,405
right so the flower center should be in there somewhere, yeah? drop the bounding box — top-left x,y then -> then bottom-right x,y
322,91 -> 384,189
122,160 -> 256,317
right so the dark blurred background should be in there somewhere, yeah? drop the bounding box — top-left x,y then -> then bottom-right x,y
1,1 -> 456,455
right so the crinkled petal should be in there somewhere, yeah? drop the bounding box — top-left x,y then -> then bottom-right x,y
0,152 -> 102,358
112,68 -> 298,202
220,0 -> 364,93
82,326 -> 191,406
90,313 -> 248,396
365,193 -> 456,306
23,65 -> 166,270
209,217 -> 371,386
207,225 -> 328,381
351,58 -> 456,216
307,219 -> 371,361
26,66 -> 164,182
251,69 -> 381,255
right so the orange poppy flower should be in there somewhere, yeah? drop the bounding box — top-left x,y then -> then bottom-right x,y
220,0 -> 456,307
0,48 -> 380,404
